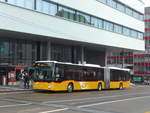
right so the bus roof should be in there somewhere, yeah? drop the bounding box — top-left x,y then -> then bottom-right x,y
35,61 -> 101,68
35,61 -> 129,71
106,66 -> 130,71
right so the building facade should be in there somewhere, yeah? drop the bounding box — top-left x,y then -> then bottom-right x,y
0,0 -> 145,85
130,7 -> 150,83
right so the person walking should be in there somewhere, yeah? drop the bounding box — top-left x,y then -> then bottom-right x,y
24,71 -> 30,89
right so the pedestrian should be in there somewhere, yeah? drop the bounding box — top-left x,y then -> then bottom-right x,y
19,72 -> 24,81
24,71 -> 30,89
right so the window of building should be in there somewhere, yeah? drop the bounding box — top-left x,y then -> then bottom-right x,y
7,0 -> 34,9
116,2 -> 125,12
41,1 -> 57,16
131,30 -> 137,38
97,0 -> 143,21
97,19 -> 103,28
107,0 -> 117,8
104,21 -> 113,31
42,1 -> 49,14
76,12 -> 91,24
123,27 -> 130,36
91,17 -> 103,28
125,7 -> 133,16
25,0 -> 34,9
91,17 -> 98,27
114,24 -> 122,34
133,11 -> 139,19
36,0 -> 42,12
49,3 -> 57,16
57,6 -> 75,20
7,0 -> 15,4
139,14 -> 144,21
16,0 -> 24,7
137,32 -> 143,39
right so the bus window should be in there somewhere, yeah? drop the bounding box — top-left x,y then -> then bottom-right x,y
34,66 -> 53,81
55,64 -> 66,81
110,69 -> 119,81
63,65 -> 74,80
74,66 -> 83,81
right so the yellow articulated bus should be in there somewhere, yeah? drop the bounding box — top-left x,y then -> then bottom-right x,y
32,61 -> 130,92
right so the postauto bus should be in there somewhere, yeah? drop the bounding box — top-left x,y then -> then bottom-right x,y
32,61 -> 130,92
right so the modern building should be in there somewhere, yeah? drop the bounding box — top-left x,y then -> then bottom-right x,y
0,0 -> 145,85
131,7 -> 150,83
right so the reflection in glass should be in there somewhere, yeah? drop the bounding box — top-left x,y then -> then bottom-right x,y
25,0 -> 34,9
16,0 -> 24,7
114,24 -> 122,34
76,12 -> 90,24
57,6 -> 75,20
123,27 -> 130,36
104,21 -> 113,31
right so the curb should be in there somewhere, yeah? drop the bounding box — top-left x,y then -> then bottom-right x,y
0,86 -> 32,93
0,89 -> 32,93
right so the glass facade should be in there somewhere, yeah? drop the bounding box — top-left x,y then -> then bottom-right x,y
116,2 -> 125,12
76,12 -> 90,24
132,7 -> 150,81
107,52 -> 133,65
114,24 -> 122,34
0,39 -> 36,66
7,0 -> 34,9
91,17 -> 103,28
57,6 -> 75,20
0,39 -> 50,67
104,21 -> 113,31
107,0 -> 117,8
51,43 -> 72,63
97,0 -> 144,21
123,27 -> 130,36
3,0 -> 144,39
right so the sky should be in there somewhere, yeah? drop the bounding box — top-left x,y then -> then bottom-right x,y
142,0 -> 150,6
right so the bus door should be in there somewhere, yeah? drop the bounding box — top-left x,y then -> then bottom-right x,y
104,68 -> 110,89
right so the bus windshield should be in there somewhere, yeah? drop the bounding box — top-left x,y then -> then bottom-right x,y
34,63 -> 54,82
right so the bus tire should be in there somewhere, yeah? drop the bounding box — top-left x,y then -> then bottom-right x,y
119,83 -> 123,90
97,83 -> 102,91
67,83 -> 73,93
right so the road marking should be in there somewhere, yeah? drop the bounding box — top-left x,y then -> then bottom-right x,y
17,108 -> 42,113
43,92 -> 150,104
78,95 -> 150,108
39,108 -> 69,113
0,103 -> 32,108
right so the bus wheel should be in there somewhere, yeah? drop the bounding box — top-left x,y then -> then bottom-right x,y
97,83 -> 102,91
67,83 -> 73,93
119,83 -> 123,90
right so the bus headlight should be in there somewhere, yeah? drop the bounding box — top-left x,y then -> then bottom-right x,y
48,85 -> 54,88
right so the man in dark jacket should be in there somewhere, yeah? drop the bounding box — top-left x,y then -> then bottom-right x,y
24,71 -> 30,89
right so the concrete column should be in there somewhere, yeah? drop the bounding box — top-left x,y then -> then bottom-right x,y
81,46 -> 84,64
105,50 -> 108,67
47,40 -> 51,61
122,51 -> 124,68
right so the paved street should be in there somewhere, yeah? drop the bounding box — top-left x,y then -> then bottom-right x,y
0,85 -> 150,113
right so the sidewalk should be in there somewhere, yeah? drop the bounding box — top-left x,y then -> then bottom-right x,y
0,86 -> 32,92
0,81 -> 32,92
